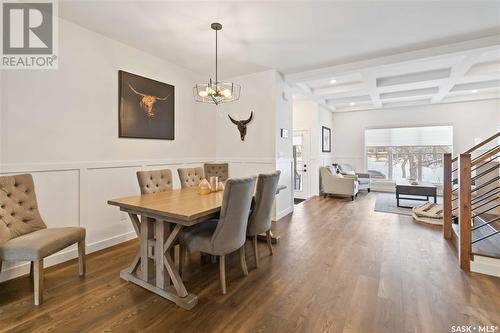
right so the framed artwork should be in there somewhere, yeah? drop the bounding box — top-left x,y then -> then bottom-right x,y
322,126 -> 331,152
118,70 -> 175,139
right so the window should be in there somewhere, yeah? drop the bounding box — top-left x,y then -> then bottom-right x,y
365,126 -> 453,183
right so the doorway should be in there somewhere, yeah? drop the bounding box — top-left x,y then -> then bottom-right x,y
293,130 -> 310,200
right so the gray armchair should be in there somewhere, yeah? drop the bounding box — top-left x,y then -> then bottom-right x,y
0,174 -> 86,305
320,166 -> 359,200
338,164 -> 371,192
179,176 -> 256,294
246,171 -> 281,268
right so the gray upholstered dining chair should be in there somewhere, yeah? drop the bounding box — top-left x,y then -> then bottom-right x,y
137,169 -> 173,194
246,171 -> 281,268
179,176 -> 256,294
177,167 -> 205,189
204,163 -> 229,182
0,174 -> 86,305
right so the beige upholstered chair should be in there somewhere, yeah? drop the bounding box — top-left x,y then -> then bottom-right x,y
204,163 -> 229,182
246,171 -> 281,267
137,169 -> 173,194
320,166 -> 359,200
177,167 -> 205,189
0,174 -> 86,305
179,176 -> 256,294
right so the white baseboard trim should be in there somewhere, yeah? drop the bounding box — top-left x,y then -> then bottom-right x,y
471,255 -> 500,277
275,206 -> 293,221
0,231 -> 137,283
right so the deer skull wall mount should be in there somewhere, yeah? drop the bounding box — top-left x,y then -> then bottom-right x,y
228,111 -> 253,141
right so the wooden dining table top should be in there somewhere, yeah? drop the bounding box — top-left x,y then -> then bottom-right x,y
108,187 -> 225,224
108,184 -> 287,226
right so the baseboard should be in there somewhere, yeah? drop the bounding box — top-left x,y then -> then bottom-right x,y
275,206 -> 293,221
0,231 -> 137,283
471,255 -> 500,277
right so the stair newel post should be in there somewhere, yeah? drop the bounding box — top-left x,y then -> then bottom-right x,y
458,153 -> 472,271
443,153 -> 453,240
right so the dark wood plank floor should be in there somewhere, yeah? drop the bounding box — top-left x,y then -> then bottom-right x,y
1,193 -> 500,333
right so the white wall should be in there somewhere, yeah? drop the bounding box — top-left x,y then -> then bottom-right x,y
215,70 -> 294,219
274,73 -> 294,219
332,99 -> 500,172
0,19 -> 215,281
293,98 -> 335,196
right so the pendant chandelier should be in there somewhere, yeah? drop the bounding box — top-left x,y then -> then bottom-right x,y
193,23 -> 241,105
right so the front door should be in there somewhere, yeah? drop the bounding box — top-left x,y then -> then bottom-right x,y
293,130 -> 310,200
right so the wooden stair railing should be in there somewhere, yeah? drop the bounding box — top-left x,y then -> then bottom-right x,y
443,130 -> 500,271
458,154 -> 472,271
443,153 -> 453,240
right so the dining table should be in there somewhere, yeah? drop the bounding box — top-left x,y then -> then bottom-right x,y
107,184 -> 286,309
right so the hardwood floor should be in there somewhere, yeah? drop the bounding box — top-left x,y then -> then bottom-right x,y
1,192 -> 499,333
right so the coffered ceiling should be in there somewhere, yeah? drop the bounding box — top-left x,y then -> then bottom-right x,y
286,37 -> 500,112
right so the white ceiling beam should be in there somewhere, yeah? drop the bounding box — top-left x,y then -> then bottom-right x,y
285,36 -> 500,84
362,72 -> 381,108
432,51 -> 484,103
312,82 -> 365,96
295,82 -> 336,112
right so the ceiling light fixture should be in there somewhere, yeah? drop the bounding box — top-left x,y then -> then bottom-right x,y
471,89 -> 478,93
193,23 -> 241,105
330,79 -> 337,84
350,102 -> 356,106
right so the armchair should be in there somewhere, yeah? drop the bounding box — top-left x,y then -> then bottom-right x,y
320,167 -> 359,200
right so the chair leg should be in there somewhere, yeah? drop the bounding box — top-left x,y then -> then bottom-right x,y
33,260 -> 44,306
266,230 -> 274,256
29,261 -> 34,279
240,246 -> 248,276
253,235 -> 259,268
78,240 -> 86,276
219,255 -> 226,295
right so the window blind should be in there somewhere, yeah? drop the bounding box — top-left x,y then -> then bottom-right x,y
365,126 -> 453,147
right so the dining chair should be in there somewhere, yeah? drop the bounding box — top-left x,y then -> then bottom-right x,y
204,163 -> 229,182
177,167 -> 205,189
246,171 -> 281,268
0,174 -> 86,305
179,176 -> 256,294
137,169 -> 173,194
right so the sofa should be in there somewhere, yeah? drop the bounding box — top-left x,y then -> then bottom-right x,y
337,164 -> 371,192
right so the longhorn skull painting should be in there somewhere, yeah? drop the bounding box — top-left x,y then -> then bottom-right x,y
128,84 -> 170,118
228,111 -> 253,141
119,70 -> 175,140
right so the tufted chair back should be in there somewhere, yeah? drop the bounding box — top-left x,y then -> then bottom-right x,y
204,163 -> 229,182
137,169 -> 173,194
177,167 -> 205,189
247,171 -> 281,236
0,174 -> 46,244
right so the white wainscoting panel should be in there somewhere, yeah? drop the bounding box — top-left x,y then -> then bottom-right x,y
0,158 -> 291,282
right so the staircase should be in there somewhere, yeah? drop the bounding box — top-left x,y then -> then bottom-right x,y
443,131 -> 500,276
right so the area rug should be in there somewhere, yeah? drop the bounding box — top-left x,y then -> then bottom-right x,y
374,193 -> 443,216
